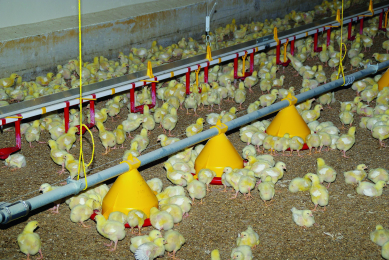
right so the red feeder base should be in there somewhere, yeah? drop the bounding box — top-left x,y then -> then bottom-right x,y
0,147 -> 20,160
90,210 -> 152,227
235,71 -> 253,81
76,123 -> 94,135
191,173 -> 223,185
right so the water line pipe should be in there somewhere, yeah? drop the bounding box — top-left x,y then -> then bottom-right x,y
0,61 -> 388,225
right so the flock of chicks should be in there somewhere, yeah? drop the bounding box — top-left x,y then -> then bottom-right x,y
6,0 -> 389,259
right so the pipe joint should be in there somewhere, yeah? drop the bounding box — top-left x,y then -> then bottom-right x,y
211,120 -> 228,135
66,178 -> 83,195
120,154 -> 141,171
282,93 -> 297,106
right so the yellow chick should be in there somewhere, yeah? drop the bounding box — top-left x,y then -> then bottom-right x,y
157,134 -> 180,147
231,245 -> 253,260
257,176 -> 275,206
0,73 -> 19,88
108,211 -> 127,225
182,173 -> 207,204
95,214 -> 126,251
122,117 -> 143,138
106,96 -> 122,121
150,207 -> 174,231
316,158 -> 337,188
130,230 -> 162,253
48,140 -> 68,174
25,120 -> 42,148
234,82 -> 247,109
184,93 -> 198,115
96,121 -> 116,155
142,105 -> 156,133
134,237 -> 166,259
160,204 -> 183,224
70,198 -> 94,228
289,135 -> 304,156
291,207 -> 315,228
56,126 -> 78,152
17,221 -> 43,260
336,126 -> 356,158
162,107 -> 178,136
198,168 -> 216,191
288,174 -> 312,192
146,177 -> 163,194
236,226 -> 260,248
344,164 -> 368,185
131,128 -> 149,153
244,71 -> 258,92
339,104 -> 354,128
64,154 -> 87,179
211,249 -> 221,260
113,124 -> 126,149
164,230 -> 186,259
186,118 -> 204,137
4,153 -> 26,171
356,180 -> 386,197
260,161 -> 286,184
370,225 -> 389,246
238,174 -> 256,200
259,89 -> 278,107
301,104 -> 323,123
306,173 -> 329,211
368,168 -> 389,183
127,209 -> 147,235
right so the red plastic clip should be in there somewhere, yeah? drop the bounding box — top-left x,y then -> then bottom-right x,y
204,61 -> 209,83
348,18 -> 356,41
0,114 -> 22,160
130,77 -> 157,113
314,29 -> 322,52
291,36 -> 296,56
186,67 -> 191,95
326,27 -> 331,46
64,101 -> 70,133
276,40 -> 291,67
76,94 -> 96,134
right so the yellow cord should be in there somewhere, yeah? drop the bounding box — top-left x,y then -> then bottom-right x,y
77,0 -> 95,189
336,0 -> 347,86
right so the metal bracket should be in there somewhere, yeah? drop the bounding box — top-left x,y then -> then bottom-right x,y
66,177 -> 83,195
367,63 -> 379,73
0,200 -> 31,224
344,76 -> 355,86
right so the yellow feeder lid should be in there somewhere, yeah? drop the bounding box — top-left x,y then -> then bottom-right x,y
266,93 -> 310,142
101,155 -> 158,219
195,121 -> 243,178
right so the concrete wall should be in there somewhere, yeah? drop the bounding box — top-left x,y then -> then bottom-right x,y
0,0 -> 323,80
0,0 -> 156,28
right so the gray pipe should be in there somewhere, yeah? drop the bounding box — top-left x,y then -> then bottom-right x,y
1,61 -> 388,225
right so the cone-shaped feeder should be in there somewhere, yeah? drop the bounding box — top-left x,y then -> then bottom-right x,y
194,120 -> 243,185
378,68 -> 389,91
94,155 -> 158,227
266,93 -> 310,149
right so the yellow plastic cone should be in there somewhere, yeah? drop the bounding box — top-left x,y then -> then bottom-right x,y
266,93 -> 310,142
195,121 -> 243,178
378,68 -> 389,91
101,155 -> 158,219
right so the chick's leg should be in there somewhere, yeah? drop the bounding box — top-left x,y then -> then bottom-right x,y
341,150 -> 349,158
220,185 -> 228,192
36,249 -> 43,260
79,221 -> 91,228
104,241 -> 113,247
108,240 -> 119,252
229,190 -> 239,200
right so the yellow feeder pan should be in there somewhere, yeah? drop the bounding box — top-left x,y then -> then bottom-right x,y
378,68 -> 389,91
266,93 -> 310,143
194,120 -> 243,185
101,155 -> 158,220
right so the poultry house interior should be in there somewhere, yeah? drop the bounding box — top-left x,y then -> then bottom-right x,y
2,0 -> 389,259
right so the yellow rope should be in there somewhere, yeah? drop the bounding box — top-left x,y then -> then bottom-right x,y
77,0 -> 95,189
337,0 -> 347,86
